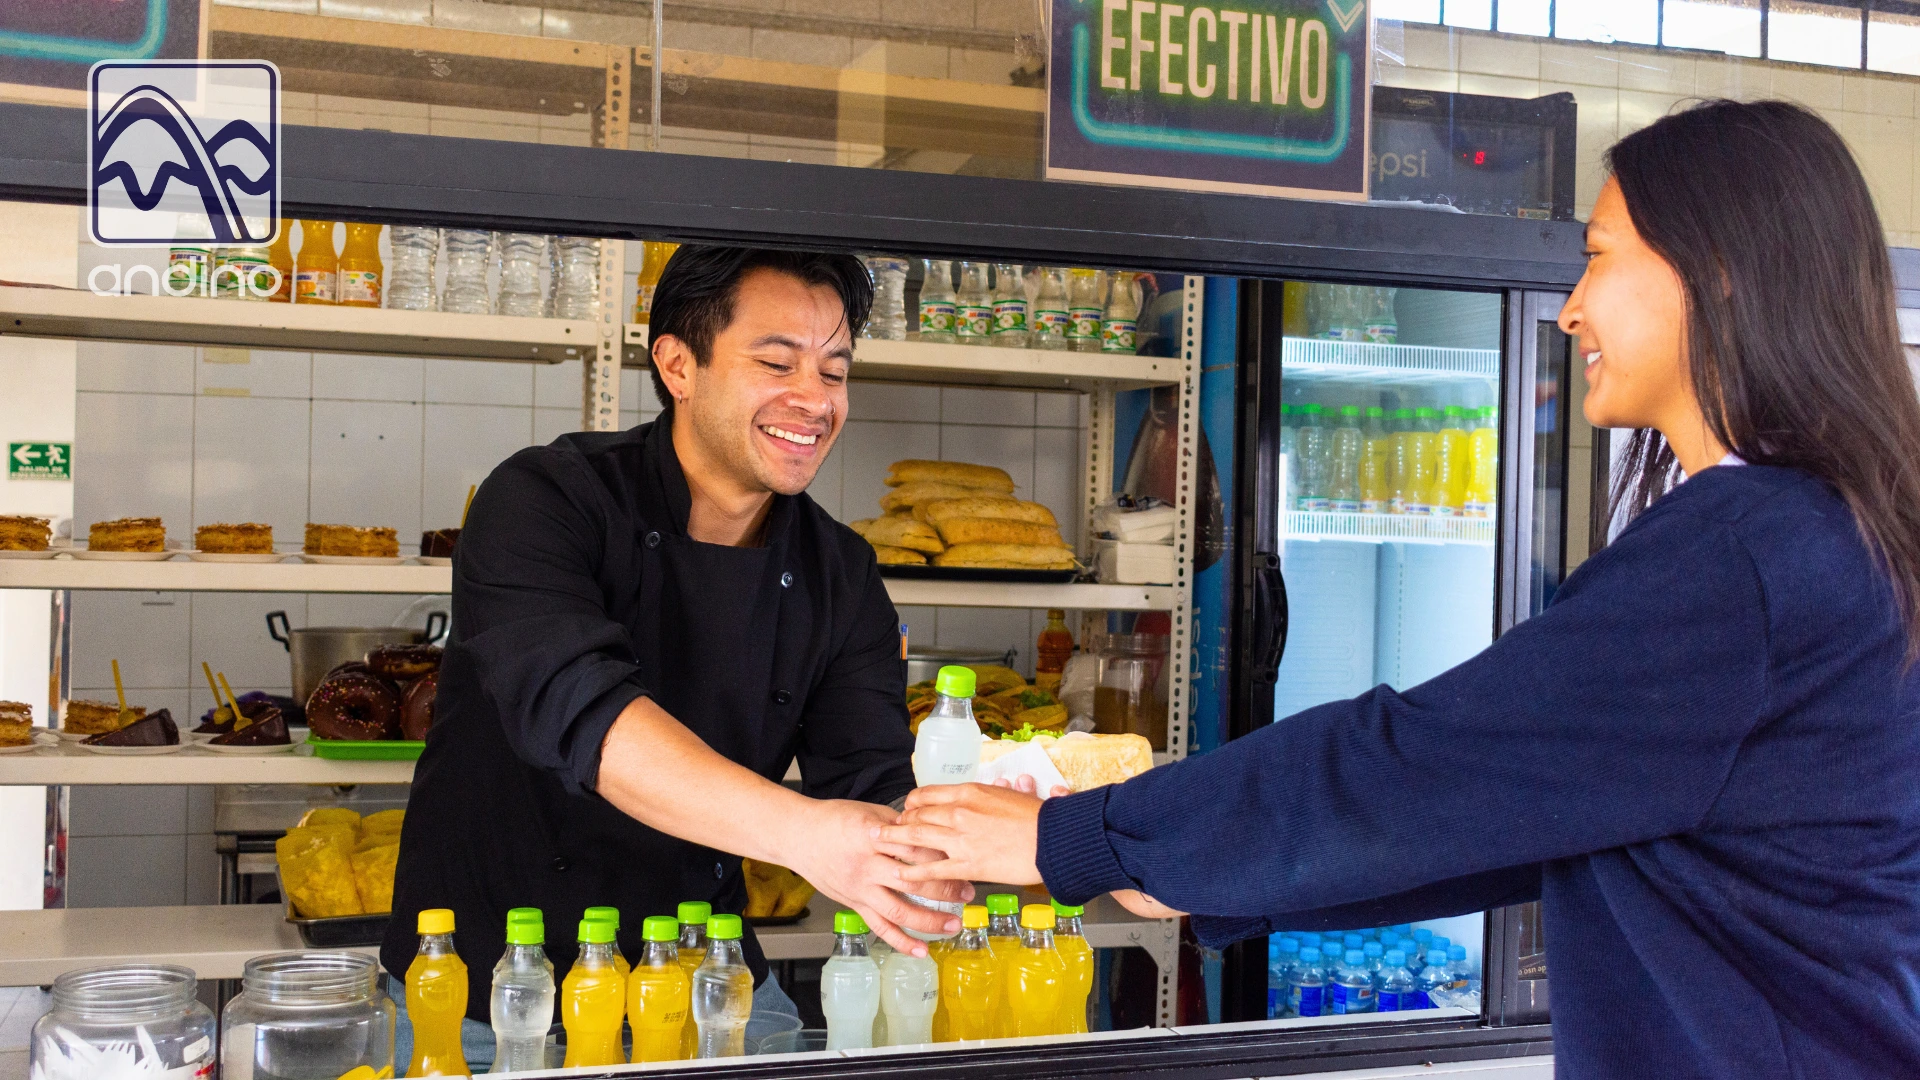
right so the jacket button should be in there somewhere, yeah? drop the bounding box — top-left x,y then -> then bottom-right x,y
645,531 -> 661,549
551,856 -> 570,873
714,862 -> 725,879
780,572 -> 793,588
773,689 -> 792,705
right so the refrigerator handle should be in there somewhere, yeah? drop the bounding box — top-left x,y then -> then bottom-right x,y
1252,552 -> 1288,683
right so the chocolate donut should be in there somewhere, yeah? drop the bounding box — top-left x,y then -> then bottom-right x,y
399,671 -> 438,741
322,659 -> 376,683
367,644 -> 442,682
306,671 -> 402,741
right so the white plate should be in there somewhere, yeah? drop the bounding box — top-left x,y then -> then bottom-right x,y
55,730 -> 97,742
416,556 -> 452,567
72,550 -> 180,562
0,742 -> 40,754
188,731 -> 222,745
187,551 -> 288,564
200,741 -> 295,755
299,554 -> 405,566
0,549 -> 57,560
79,743 -> 184,755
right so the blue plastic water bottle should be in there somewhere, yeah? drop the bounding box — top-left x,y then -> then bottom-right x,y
1330,949 -> 1376,1015
1447,944 -> 1471,990
1376,949 -> 1415,1012
1270,937 -> 1301,1017
1411,949 -> 1451,1009
1288,947 -> 1327,1018
1362,940 -> 1385,980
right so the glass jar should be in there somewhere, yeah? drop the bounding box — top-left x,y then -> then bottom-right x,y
30,964 -> 215,1080
221,952 -> 395,1080
1091,632 -> 1170,750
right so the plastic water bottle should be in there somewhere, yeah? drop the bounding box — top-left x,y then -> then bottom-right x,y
989,263 -> 1029,347
550,236 -> 601,320
1279,405 -> 1298,508
1287,946 -> 1327,1018
1100,271 -> 1139,353
441,230 -> 492,314
1294,404 -> 1330,512
862,256 -> 909,341
495,232 -> 548,317
1363,287 -> 1398,343
954,261 -> 992,346
490,907 -> 556,1074
1447,944 -> 1472,991
692,914 -> 753,1058
821,910 -> 880,1051
1429,936 -> 1451,962
1362,940 -> 1384,978
1409,949 -> 1451,1011
917,259 -> 957,343
1269,937 -> 1299,1018
387,226 -> 439,311
1375,949 -> 1416,1012
1066,269 -> 1104,352
1329,406 -> 1364,513
905,665 -> 980,937
1343,933 -> 1364,955
1330,949 -> 1375,1014
880,944 -> 940,1045
1031,267 -> 1070,350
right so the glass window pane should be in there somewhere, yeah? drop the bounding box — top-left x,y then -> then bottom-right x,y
1869,10 -> 1920,75
1768,2 -> 1864,68
1443,0 -> 1495,32
1662,0 -> 1764,57
1498,0 -> 1555,37
1555,0 -> 1659,45
1377,0 -> 1444,23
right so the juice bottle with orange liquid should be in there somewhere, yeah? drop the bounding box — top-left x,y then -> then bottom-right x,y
676,901 -> 710,1057
294,220 -> 336,305
1051,900 -> 1093,1035
584,906 -> 631,979
1429,405 -> 1470,517
938,905 -> 1000,1041
630,915 -> 691,1062
632,240 -> 680,324
404,908 -> 470,1077
337,222 -> 383,308
265,219 -> 292,302
562,918 -> 627,1067
1005,904 -> 1067,1038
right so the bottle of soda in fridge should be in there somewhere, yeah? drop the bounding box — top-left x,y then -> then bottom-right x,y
1387,407 -> 1415,513
1051,900 -> 1093,1035
406,908 -> 470,1077
1067,269 -> 1105,352
1101,272 -> 1139,353
1430,405 -> 1471,517
955,262 -> 992,346
989,263 -> 1030,347
918,259 -> 958,343
1359,407 -> 1391,513
1279,404 -> 1299,509
1403,408 -> 1440,516
1294,404 -> 1330,512
1466,406 -> 1499,517
880,941 -> 940,1045
1031,267 -> 1071,350
1328,405 -> 1364,513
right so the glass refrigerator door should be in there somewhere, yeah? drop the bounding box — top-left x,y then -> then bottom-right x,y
1260,281 -> 1503,1022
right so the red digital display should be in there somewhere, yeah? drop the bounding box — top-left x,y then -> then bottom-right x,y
1473,150 -> 1487,165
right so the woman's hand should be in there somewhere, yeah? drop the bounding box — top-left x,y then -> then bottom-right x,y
874,783 -> 1048,886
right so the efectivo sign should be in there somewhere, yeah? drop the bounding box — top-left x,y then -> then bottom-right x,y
1046,0 -> 1371,201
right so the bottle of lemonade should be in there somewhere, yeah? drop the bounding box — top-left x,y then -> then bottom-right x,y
821,910 -> 881,1050
1466,406 -> 1499,517
939,905 -> 1001,1041
490,908 -> 556,1075
630,915 -> 691,1062
405,908 -> 470,1077
1403,407 -> 1440,516
906,666 -> 981,936
337,223 -> 383,308
1359,407 -> 1392,514
1051,900 -> 1093,1035
264,219 -> 293,303
929,933 -> 954,1042
562,918 -> 627,1067
692,914 -> 754,1058
676,901 -> 712,1058
1386,407 -> 1415,513
984,894 -> 1020,1036
294,220 -> 337,305
1430,405 -> 1470,516
1006,904 -> 1067,1038
584,906 -> 631,979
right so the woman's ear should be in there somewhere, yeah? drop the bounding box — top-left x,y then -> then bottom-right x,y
652,335 -> 695,404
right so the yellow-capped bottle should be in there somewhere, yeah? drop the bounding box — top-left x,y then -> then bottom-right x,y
562,918 -> 626,1067
405,908 -> 470,1077
1052,900 -> 1093,1035
584,906 -> 631,980
1006,904 -> 1067,1038
939,905 -> 1001,1041
983,894 -> 1020,1037
630,915 -> 691,1062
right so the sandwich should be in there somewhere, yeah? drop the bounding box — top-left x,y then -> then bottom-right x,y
880,482 -> 1014,514
859,513 -> 945,554
916,498 -> 1058,529
978,731 -> 1155,791
884,460 -> 1016,492
933,519 -> 1066,548
934,542 -> 1077,570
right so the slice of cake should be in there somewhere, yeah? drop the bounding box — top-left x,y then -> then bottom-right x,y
210,707 -> 290,746
304,524 -> 399,558
84,708 -> 179,747
0,516 -> 50,552
0,701 -> 32,747
88,517 -> 166,552
195,522 -> 274,554
64,699 -> 144,736
419,528 -> 460,558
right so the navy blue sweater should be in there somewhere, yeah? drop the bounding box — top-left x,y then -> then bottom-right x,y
1039,465 -> 1920,1078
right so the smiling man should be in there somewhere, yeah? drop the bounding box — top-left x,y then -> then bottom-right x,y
385,247 -> 964,1044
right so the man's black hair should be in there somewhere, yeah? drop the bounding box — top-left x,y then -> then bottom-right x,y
646,245 -> 873,413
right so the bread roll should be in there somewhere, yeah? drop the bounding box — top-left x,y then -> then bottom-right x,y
847,518 -> 876,539
917,498 -> 1058,529
873,544 -> 928,565
934,518 -> 1065,548
863,513 -> 945,553
880,482 -> 1014,514
884,460 -> 1016,492
979,732 -> 1155,791
934,542 -> 1076,569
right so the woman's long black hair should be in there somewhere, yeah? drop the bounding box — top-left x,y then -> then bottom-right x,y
1607,99 -> 1920,652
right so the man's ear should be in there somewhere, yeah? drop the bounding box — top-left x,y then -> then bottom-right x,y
653,334 -> 696,405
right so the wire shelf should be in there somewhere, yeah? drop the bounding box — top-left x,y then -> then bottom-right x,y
1282,338 -> 1499,383
1283,511 -> 1495,546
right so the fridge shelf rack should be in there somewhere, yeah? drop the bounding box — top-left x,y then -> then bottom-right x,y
1282,339 -> 1499,382
1284,510 -> 1496,546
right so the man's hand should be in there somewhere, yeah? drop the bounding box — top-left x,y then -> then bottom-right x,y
874,783 -> 1046,887
782,799 -> 970,957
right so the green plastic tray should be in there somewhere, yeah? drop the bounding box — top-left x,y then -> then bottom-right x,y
306,737 -> 424,760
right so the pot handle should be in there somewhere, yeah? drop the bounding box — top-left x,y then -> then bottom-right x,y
423,611 -> 449,647
266,610 -> 292,652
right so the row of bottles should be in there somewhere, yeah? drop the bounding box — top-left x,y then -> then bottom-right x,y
1268,926 -> 1477,1019
821,897 -> 1094,1049
913,262 -> 1141,352
1282,400 -> 1498,518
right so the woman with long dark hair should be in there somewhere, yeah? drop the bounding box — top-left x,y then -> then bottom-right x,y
881,99 -> 1920,1076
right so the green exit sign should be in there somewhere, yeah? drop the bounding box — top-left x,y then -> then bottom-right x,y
9,442 -> 70,481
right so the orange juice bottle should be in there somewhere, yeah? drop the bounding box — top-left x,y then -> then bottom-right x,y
632,240 -> 680,324
405,908 -> 470,1077
1403,407 -> 1439,516
1358,407 -> 1392,513
1430,406 -> 1470,517
338,223 -> 383,308
984,894 -> 1020,1037
676,901 -> 710,1057
1005,904 -> 1067,1038
1034,609 -> 1074,693
1466,406 -> 1500,517
562,918 -> 627,1067
265,219 -> 292,302
585,906 -> 631,979
1051,900 -> 1093,1035
294,220 -> 336,305
630,916 -> 691,1062
938,905 -> 1000,1041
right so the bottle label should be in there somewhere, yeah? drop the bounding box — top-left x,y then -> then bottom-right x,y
1292,984 -> 1323,1017
1330,982 -> 1373,1014
339,269 -> 380,304
956,304 -> 992,338
1330,499 -> 1360,513
167,250 -> 209,296
919,301 -> 956,334
1100,318 -> 1137,352
1377,990 -> 1402,1012
1359,499 -> 1387,514
1430,504 -> 1458,518
1405,989 -> 1432,1009
1364,322 -> 1397,344
992,300 -> 1029,334
1463,500 -> 1493,518
634,283 -> 657,321
212,255 -> 269,299
1267,987 -> 1283,1017
295,269 -> 335,303
1296,497 -> 1330,512
1068,306 -> 1101,339
1403,501 -> 1431,516
1033,308 -> 1069,335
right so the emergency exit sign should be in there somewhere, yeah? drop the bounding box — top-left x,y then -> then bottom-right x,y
9,443 -> 70,481
1046,0 -> 1371,201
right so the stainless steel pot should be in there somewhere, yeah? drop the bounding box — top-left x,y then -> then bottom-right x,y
904,645 -> 1018,686
267,611 -> 448,704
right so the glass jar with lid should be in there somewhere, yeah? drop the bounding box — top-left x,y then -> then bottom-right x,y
221,951 -> 395,1080
30,964 -> 215,1080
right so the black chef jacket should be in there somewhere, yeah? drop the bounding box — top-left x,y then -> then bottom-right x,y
382,419 -> 915,1020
